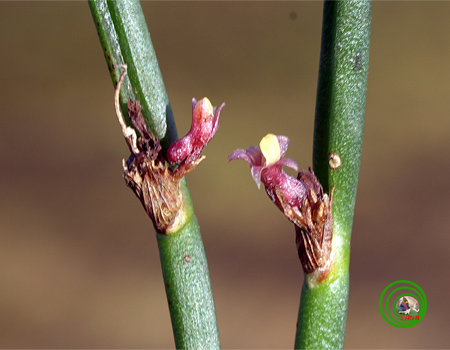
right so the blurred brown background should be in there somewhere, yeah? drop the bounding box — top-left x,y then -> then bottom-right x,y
1,1 -> 449,348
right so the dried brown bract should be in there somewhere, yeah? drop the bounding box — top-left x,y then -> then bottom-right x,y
294,170 -> 333,275
113,65 -> 182,232
273,169 -> 333,275
122,99 -> 182,232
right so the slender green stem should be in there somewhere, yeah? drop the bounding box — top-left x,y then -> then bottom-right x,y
295,1 -> 371,349
157,184 -> 220,349
89,1 -> 220,348
89,0 -> 177,151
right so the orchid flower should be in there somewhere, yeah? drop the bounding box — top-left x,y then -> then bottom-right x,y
228,133 -> 308,211
228,134 -> 333,274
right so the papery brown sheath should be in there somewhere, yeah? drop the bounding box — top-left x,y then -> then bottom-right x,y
113,65 -> 182,232
122,99 -> 183,232
271,168 -> 333,275
292,170 -> 333,274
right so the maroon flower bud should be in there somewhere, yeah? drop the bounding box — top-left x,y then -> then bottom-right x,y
168,98 -> 225,177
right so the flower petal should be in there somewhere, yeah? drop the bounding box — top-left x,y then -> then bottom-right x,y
245,146 -> 264,165
251,166 -> 264,189
277,157 -> 299,172
227,148 -> 254,165
211,102 -> 225,140
228,146 -> 263,165
191,97 -> 198,113
276,135 -> 290,158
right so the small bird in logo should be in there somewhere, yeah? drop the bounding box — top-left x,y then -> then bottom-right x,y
398,297 -> 411,315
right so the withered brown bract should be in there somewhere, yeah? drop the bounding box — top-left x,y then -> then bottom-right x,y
276,169 -> 333,274
112,65 -> 183,234
122,100 -> 182,233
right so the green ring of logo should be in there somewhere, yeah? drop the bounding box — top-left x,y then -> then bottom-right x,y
379,280 -> 427,328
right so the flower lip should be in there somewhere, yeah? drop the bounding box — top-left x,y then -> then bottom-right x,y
260,133 -> 281,165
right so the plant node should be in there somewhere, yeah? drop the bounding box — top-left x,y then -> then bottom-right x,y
113,65 -> 224,233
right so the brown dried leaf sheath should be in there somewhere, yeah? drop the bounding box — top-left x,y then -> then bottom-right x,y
122,100 -> 182,232
276,169 -> 333,274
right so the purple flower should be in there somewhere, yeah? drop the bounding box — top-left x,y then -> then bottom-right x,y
168,98 -> 225,176
228,133 -> 334,276
228,134 -> 308,210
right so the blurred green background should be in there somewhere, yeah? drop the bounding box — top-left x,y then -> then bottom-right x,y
1,1 -> 449,348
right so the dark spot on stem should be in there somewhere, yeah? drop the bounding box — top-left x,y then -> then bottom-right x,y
289,11 -> 297,20
354,52 -> 362,72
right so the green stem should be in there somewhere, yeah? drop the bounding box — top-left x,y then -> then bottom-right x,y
89,1 -> 220,348
89,0 -> 177,151
295,1 -> 371,349
157,183 -> 220,349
